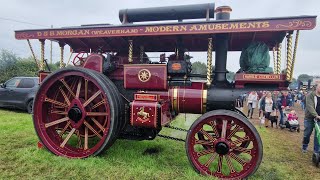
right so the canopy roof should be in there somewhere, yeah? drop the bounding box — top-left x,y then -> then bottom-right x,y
15,16 -> 316,52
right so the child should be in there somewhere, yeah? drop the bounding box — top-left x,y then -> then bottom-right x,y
287,110 -> 299,125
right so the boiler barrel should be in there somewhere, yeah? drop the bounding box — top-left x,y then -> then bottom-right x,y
119,3 -> 215,23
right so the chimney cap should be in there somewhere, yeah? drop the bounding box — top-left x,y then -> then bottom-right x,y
215,6 -> 232,13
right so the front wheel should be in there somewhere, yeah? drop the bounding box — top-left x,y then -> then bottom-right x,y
186,110 -> 263,179
33,67 -> 121,158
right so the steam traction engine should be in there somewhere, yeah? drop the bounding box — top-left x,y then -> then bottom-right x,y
15,3 -> 316,179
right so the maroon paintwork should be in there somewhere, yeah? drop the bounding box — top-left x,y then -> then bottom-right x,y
159,100 -> 172,126
124,64 -> 167,90
39,71 -> 50,83
146,82 -> 206,114
131,100 -> 158,128
15,16 -> 316,39
186,112 -> 262,178
83,54 -> 103,73
234,73 -> 287,90
15,16 -> 316,52
33,70 -> 112,158
134,93 -> 160,101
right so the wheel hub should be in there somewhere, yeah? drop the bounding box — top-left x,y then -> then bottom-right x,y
215,142 -> 229,155
68,105 -> 82,123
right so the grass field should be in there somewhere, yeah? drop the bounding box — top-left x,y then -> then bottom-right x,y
0,108 -> 320,180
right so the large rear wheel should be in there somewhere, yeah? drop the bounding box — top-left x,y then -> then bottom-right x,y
186,110 -> 263,179
33,67 -> 121,158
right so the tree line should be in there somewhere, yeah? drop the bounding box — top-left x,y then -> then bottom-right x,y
0,49 -> 60,83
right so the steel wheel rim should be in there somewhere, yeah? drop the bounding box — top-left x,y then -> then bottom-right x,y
187,113 -> 261,179
34,70 -> 111,158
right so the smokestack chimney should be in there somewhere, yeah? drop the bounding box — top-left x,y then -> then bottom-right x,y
214,6 -> 232,85
215,6 -> 232,20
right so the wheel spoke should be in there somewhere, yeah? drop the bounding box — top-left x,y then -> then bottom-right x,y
225,155 -> 236,174
230,152 -> 247,166
195,139 -> 214,146
85,79 -> 88,100
60,128 -> 76,148
75,78 -> 82,98
58,87 -> 71,106
91,100 -> 106,110
45,117 -> 70,128
59,121 -> 71,137
217,155 -> 223,173
84,127 -> 88,150
45,97 -> 69,108
199,128 -> 216,142
227,125 -> 240,139
197,149 -> 215,157
204,152 -> 218,167
51,110 -> 68,115
91,117 -> 105,132
76,130 -> 83,149
84,121 -> 103,139
86,112 -> 108,117
221,120 -> 228,139
232,136 -> 250,145
232,146 -> 252,154
83,90 -> 101,107
60,79 -> 76,98
209,121 -> 220,138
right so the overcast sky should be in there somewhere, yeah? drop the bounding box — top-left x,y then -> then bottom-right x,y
0,0 -> 319,77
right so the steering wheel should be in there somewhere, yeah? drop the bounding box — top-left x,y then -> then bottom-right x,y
72,51 -> 89,66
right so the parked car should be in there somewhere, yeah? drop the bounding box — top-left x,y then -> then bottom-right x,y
0,77 -> 39,113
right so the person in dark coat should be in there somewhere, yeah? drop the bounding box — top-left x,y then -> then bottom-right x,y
277,90 -> 293,126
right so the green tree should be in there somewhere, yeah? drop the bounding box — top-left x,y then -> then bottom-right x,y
191,61 -> 207,75
298,74 -> 313,82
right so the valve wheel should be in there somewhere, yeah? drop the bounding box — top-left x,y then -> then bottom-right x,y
72,52 -> 89,66
186,110 -> 263,179
33,67 -> 121,158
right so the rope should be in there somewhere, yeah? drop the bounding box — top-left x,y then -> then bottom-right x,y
286,33 -> 293,81
273,47 -> 277,74
128,40 -> 133,63
276,43 -> 282,74
66,49 -> 73,66
60,45 -> 64,68
40,40 -> 45,71
291,30 -> 300,80
27,39 -> 40,69
206,38 -> 213,87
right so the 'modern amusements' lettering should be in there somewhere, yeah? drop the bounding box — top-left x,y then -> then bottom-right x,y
17,21 -> 273,39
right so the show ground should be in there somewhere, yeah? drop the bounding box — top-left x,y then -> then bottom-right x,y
0,103 -> 319,180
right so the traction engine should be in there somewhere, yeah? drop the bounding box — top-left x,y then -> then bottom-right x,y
15,3 -> 316,179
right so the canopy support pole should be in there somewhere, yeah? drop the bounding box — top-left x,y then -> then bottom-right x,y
27,39 -> 40,69
273,47 -> 277,74
291,30 -> 300,80
276,43 -> 282,74
286,33 -> 293,81
66,49 -> 73,66
39,40 -> 45,71
140,45 -> 144,63
59,43 -> 65,68
206,38 -> 213,87
128,40 -> 133,63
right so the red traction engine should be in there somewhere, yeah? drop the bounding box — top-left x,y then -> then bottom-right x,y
15,3 -> 316,179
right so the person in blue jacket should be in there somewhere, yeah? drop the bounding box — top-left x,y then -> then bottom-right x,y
277,90 -> 293,126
